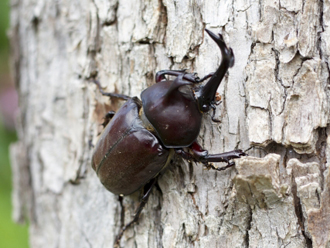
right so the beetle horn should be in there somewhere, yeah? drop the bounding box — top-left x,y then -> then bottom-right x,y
195,29 -> 234,112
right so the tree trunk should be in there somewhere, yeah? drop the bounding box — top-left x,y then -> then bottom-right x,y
9,0 -> 330,247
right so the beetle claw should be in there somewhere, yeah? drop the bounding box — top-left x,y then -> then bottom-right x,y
235,149 -> 248,157
214,161 -> 235,171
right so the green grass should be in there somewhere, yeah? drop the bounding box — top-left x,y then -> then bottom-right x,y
0,120 -> 29,248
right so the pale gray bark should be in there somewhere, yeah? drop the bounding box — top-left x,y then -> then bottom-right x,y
9,0 -> 330,247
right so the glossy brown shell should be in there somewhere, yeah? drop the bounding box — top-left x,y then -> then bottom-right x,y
141,80 -> 202,148
91,98 -> 170,195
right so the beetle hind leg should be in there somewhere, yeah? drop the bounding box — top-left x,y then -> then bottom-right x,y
114,177 -> 158,247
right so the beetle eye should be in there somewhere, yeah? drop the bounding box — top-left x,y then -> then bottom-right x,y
202,104 -> 210,112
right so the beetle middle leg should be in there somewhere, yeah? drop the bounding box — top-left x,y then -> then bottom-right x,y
114,177 -> 158,247
101,111 -> 115,127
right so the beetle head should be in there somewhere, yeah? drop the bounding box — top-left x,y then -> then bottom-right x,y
140,29 -> 234,148
194,29 -> 235,113
141,74 -> 202,148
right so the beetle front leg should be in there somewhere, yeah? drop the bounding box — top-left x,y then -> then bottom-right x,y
175,147 -> 240,171
156,69 -> 185,82
114,177 -> 158,247
91,79 -> 131,101
200,150 -> 247,170
195,73 -> 214,83
190,142 -> 247,169
175,149 -> 199,163
155,70 -> 207,84
156,70 -> 214,84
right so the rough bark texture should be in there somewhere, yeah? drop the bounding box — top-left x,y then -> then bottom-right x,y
9,0 -> 330,247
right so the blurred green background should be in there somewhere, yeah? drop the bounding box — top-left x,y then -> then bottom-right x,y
0,0 -> 29,247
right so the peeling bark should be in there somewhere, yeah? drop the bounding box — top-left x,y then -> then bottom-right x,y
10,0 -> 330,247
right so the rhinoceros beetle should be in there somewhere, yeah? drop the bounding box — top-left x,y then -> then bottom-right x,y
91,29 -> 246,246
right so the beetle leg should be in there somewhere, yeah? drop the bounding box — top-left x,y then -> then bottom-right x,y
102,111 -> 115,127
199,150 -> 247,166
195,72 -> 214,83
155,70 -> 215,85
155,70 -> 201,84
156,69 -> 185,82
175,148 -> 198,163
190,142 -> 247,168
91,79 -> 131,100
175,146 -> 243,171
156,69 -> 186,82
114,177 -> 158,247
210,103 -> 221,123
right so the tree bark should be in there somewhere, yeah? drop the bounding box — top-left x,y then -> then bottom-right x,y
9,0 -> 330,247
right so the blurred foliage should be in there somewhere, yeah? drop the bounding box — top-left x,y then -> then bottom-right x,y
0,0 -> 10,75
0,120 -> 29,248
0,0 -> 9,49
0,0 -> 30,247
